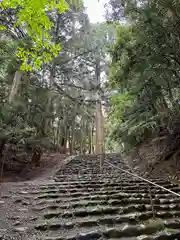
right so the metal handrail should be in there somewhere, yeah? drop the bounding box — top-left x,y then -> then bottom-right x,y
105,160 -> 180,198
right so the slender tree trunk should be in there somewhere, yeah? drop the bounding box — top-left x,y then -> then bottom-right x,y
94,57 -> 105,157
91,122 -> 95,154
89,124 -> 93,154
44,63 -> 55,135
53,126 -> 56,146
56,118 -> 61,150
71,103 -> 78,155
0,139 -> 6,182
94,56 -> 105,172
9,71 -> 23,103
60,137 -> 66,153
95,100 -> 105,174
80,118 -> 85,154
71,126 -> 75,155
44,14 -> 61,135
68,128 -> 73,155
59,125 -> 68,154
69,127 -> 73,155
95,101 -> 105,154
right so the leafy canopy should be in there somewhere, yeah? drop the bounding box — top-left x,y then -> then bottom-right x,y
0,0 -> 69,70
106,0 -> 180,151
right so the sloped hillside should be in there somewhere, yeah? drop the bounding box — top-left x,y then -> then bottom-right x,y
128,134 -> 180,180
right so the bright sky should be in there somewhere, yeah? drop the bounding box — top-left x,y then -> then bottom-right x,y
83,0 -> 106,23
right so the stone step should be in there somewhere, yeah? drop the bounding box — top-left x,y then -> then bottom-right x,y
54,177 -> 128,182
42,206 -> 180,220
32,191 -> 180,204
32,202 -> 180,214
2,154 -> 179,240
17,183 -> 179,195
54,177 -> 170,186
32,198 -> 179,209
34,190 -> 130,200
40,220 -> 180,239
35,215 -> 139,231
137,231 -> 180,240
35,197 -> 180,209
35,216 -> 180,232
15,188 -> 180,203
43,206 -> 120,219
34,189 -> 175,198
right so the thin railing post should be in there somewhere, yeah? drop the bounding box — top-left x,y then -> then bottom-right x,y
148,184 -> 155,219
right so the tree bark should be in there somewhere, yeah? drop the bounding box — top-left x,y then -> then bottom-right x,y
95,101 -> 105,155
31,148 -> 42,166
94,56 -> 105,172
59,126 -> 68,154
88,122 -> 94,154
44,14 -> 61,135
80,118 -> 85,154
0,139 -> 6,182
9,71 -> 23,103
94,56 -> 105,156
44,63 -> 55,135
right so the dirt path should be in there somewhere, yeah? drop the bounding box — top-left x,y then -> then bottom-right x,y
0,153 -> 75,239
1,153 -> 69,182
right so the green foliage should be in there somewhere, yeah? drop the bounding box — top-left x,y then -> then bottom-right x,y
0,3 -> 99,157
0,0 -> 69,70
107,0 -> 180,151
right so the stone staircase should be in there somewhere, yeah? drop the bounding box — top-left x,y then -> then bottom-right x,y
1,154 -> 180,239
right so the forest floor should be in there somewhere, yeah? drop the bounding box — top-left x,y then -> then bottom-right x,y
128,151 -> 180,185
147,158 -> 180,185
1,153 -> 69,183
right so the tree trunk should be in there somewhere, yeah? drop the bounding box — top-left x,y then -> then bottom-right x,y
91,122 -> 95,154
44,63 -> 55,135
88,123 -> 93,154
94,56 -> 105,172
56,118 -> 61,150
31,147 -> 42,166
44,14 -> 61,135
59,126 -> 67,154
9,71 -> 23,103
70,103 -> 77,155
95,101 -> 105,155
0,139 -> 6,182
81,121 -> 84,154
71,127 -> 75,155
68,128 -> 73,155
59,138 -> 66,154
69,128 -> 73,155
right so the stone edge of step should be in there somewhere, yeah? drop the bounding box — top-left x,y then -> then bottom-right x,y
52,155 -> 77,180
